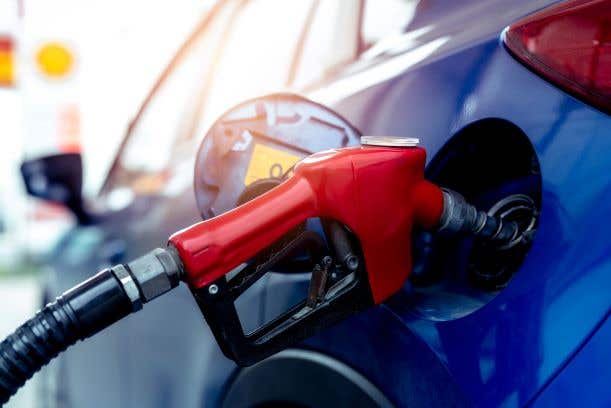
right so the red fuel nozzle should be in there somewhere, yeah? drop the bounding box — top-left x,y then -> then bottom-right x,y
169,143 -> 443,304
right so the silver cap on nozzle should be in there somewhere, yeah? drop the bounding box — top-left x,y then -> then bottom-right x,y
361,136 -> 420,147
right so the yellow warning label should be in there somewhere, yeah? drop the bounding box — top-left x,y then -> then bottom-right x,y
244,144 -> 302,186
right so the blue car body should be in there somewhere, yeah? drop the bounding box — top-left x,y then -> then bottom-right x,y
313,35 -> 611,408
43,0 -> 610,407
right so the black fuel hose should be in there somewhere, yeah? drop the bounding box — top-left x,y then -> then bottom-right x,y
0,247 -> 183,405
437,188 -> 520,245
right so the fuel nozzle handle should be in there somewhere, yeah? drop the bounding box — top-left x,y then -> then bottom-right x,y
170,145 -> 445,304
437,188 -> 519,245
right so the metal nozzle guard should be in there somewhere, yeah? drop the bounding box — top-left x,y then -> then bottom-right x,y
360,136 -> 420,147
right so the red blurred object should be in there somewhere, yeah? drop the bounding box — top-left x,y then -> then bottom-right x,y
0,37 -> 11,52
31,202 -> 70,221
170,145 -> 443,304
58,104 -> 82,153
504,0 -> 611,113
0,36 -> 14,87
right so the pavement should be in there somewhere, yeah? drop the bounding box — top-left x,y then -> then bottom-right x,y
0,275 -> 41,408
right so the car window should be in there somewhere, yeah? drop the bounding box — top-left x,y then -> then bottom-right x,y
197,0 -> 314,131
360,0 -> 419,50
291,0 -> 361,90
100,0 -> 241,206
101,0 -> 314,206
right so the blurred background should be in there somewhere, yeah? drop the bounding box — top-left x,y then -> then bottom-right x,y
0,1 -> 212,406
3,1 -> 606,407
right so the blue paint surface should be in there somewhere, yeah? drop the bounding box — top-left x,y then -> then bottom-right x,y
317,36 -> 611,408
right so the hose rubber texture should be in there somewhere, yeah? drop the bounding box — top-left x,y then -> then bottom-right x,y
0,247 -> 183,405
0,269 -> 132,405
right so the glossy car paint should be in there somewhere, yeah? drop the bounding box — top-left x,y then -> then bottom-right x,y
531,315 -> 610,407
309,20 -> 611,408
42,0 -> 611,407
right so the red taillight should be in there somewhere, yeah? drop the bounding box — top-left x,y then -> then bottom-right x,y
504,0 -> 611,114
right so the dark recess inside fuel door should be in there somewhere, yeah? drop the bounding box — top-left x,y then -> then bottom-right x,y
409,118 -> 541,320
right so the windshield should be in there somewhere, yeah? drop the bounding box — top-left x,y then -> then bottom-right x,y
100,0 -> 316,208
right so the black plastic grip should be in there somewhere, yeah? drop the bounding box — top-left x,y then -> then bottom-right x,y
191,225 -> 374,367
